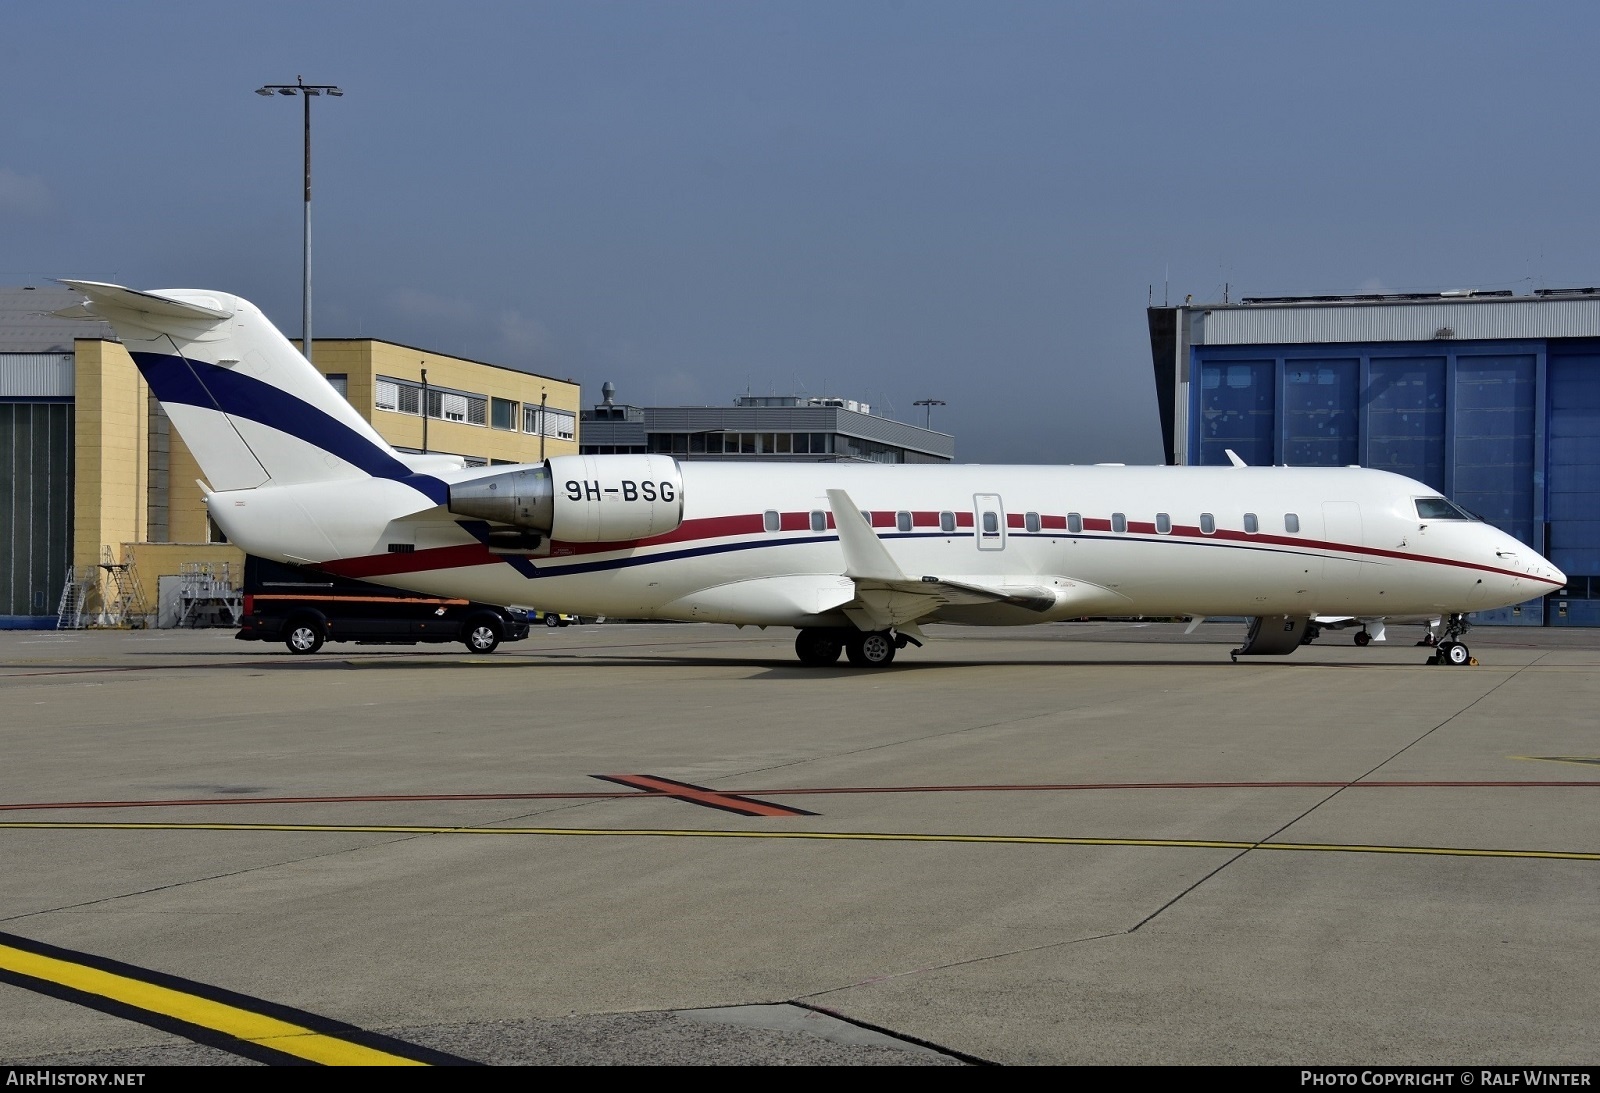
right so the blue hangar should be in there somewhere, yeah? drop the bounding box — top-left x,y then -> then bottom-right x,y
1148,288 -> 1600,627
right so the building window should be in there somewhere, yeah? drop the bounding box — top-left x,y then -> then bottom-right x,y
1155,513 -> 1171,534
810,510 -> 827,532
764,510 -> 780,533
1284,513 -> 1300,533
1200,513 -> 1215,534
1243,513 -> 1259,534
1025,511 -> 1041,533
491,397 -> 518,430
325,373 -> 349,399
525,407 -> 576,440
1067,513 -> 1082,534
896,511 -> 912,532
940,511 -> 956,533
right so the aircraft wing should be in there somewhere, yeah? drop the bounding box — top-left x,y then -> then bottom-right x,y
826,489 -> 1065,630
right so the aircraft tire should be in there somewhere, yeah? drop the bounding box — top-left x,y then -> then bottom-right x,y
464,618 -> 502,654
794,629 -> 844,666
285,618 -> 324,655
1354,630 -> 1371,646
845,630 -> 897,668
1442,641 -> 1471,666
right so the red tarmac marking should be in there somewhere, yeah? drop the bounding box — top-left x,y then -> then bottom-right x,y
590,774 -> 817,817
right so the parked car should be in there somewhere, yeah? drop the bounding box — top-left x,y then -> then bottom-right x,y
236,556 -> 531,654
532,611 -> 579,627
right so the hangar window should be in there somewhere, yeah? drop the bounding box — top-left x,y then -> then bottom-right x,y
940,511 -> 956,533
896,511 -> 913,532
1155,513 -> 1171,534
1284,513 -> 1300,533
1243,513 -> 1259,534
1200,513 -> 1215,534
810,510 -> 827,532
764,510 -> 781,533
1111,513 -> 1127,534
1067,512 -> 1083,534
1025,511 -> 1041,533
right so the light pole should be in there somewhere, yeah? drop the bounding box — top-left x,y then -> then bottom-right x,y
913,399 -> 946,430
255,76 -> 343,361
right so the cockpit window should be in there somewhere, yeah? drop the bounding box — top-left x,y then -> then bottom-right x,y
1415,497 -> 1476,521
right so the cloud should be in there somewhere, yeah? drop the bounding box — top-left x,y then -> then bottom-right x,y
387,287 -> 479,325
495,309 -> 554,363
0,168 -> 52,217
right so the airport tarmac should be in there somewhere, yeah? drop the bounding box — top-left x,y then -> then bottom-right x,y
1,619 -> 1597,1067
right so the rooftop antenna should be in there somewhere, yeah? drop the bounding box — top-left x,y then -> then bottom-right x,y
1164,265 -> 1170,307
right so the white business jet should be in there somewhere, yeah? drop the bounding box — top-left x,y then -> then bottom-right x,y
60,281 -> 1564,668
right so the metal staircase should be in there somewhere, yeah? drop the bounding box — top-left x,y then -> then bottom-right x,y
97,546 -> 147,628
54,566 -> 93,630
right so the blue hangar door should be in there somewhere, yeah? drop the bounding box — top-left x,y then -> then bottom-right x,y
1546,349 -> 1600,626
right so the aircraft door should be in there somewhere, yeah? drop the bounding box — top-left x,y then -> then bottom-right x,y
975,493 -> 1005,551
1320,501 -> 1377,605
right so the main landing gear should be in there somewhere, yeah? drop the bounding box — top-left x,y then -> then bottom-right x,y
1425,614 -> 1475,666
794,627 -> 919,668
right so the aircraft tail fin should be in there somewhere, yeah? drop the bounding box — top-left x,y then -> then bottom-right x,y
62,280 -> 427,497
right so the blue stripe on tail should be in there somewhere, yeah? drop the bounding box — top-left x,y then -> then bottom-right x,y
133,351 -> 448,505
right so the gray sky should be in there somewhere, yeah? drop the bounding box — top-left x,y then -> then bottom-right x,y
5,1 -> 1597,463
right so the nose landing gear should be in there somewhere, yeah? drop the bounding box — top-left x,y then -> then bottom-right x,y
1425,614 -> 1477,666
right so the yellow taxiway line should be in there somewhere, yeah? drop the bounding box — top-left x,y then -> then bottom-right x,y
3,820 -> 1596,861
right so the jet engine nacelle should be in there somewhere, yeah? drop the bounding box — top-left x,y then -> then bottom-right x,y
448,454 -> 684,543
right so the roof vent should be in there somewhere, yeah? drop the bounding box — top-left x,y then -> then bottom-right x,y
1433,327 -> 1455,339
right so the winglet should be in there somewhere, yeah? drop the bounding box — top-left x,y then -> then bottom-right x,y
826,489 -> 906,581
1225,449 -> 1247,468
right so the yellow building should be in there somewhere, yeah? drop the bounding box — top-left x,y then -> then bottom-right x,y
0,286 -> 580,628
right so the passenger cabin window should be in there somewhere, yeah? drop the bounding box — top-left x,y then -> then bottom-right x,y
1415,497 -> 1476,520
1111,513 -> 1127,534
764,510 -> 780,533
1067,513 -> 1083,534
1284,513 -> 1300,533
1243,513 -> 1259,534
810,510 -> 826,533
940,511 -> 956,533
982,512 -> 1000,534
1200,513 -> 1215,534
1025,511 -> 1041,533
897,511 -> 912,532
1155,513 -> 1171,534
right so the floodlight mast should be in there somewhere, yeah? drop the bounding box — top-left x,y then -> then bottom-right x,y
254,76 -> 344,361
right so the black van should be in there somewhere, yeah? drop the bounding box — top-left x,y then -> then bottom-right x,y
237,556 -> 531,654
